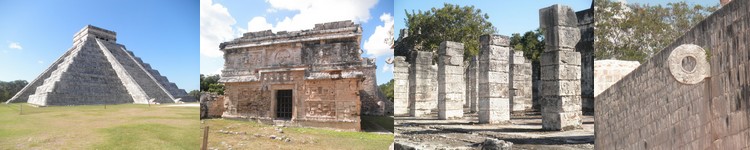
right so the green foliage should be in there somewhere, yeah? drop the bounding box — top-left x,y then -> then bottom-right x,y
395,3 -> 497,60
595,0 -> 718,62
378,79 -> 394,102
200,74 -> 224,95
0,80 -> 28,102
187,90 -> 200,100
510,29 -> 545,63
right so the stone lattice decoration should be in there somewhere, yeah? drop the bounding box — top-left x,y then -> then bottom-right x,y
5,25 -> 194,106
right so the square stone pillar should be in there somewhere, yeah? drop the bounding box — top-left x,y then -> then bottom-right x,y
511,51 -> 533,111
477,34 -> 511,124
438,41 -> 465,120
394,56 -> 410,116
409,51 -> 436,117
539,4 -> 583,131
467,57 -> 479,113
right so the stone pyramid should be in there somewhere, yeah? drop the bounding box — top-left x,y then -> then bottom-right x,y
5,25 -> 194,106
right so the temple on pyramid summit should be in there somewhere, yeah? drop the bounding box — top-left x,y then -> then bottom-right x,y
5,25 -> 195,106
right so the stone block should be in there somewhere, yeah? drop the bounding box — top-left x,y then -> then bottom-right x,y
478,97 -> 510,124
480,34 -> 510,46
541,96 -> 582,113
543,26 -> 580,50
542,111 -> 582,131
438,41 -> 465,56
540,65 -> 581,80
539,4 -> 578,28
480,46 -> 511,61
540,51 -> 581,66
540,80 -> 581,96
478,82 -> 510,98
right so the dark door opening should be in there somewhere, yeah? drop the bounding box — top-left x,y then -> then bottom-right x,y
276,90 -> 293,120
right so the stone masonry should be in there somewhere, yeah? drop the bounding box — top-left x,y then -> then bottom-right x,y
218,21 -> 369,131
539,4 -> 582,131
511,51 -> 533,111
438,41 -> 465,119
465,57 -> 478,113
409,51 -> 436,117
596,0 -> 750,149
477,34 -> 511,124
6,25 -> 193,106
394,56 -> 410,116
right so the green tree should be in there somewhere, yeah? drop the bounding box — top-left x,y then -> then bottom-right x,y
0,80 -> 28,102
395,3 -> 497,61
595,0 -> 718,62
510,29 -> 545,62
378,79 -> 394,102
188,90 -> 201,100
200,74 -> 224,95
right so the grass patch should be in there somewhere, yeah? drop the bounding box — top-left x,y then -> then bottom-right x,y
0,103 -> 198,149
204,119 -> 393,150
93,124 -> 199,150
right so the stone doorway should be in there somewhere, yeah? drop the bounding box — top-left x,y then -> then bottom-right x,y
276,90 -> 293,119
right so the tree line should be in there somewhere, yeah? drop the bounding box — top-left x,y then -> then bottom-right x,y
0,80 -> 28,102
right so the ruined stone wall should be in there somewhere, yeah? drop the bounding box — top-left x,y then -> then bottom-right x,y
593,60 -> 639,97
200,92 -> 225,118
220,21 -> 365,131
394,56 -> 410,116
596,0 -> 750,149
576,8 -> 595,113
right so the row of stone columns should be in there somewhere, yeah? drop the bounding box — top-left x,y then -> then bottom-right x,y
392,4 -> 583,131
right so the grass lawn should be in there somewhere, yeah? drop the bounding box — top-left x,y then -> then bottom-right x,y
0,103 -> 199,149
203,118 -> 394,150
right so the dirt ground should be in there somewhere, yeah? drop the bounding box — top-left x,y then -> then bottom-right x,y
394,111 -> 595,150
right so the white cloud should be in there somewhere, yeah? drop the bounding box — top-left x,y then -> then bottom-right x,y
381,64 -> 392,73
200,0 -> 237,58
363,13 -> 394,58
247,17 -> 274,32
8,42 -> 22,50
261,0 -> 378,32
213,67 -> 223,76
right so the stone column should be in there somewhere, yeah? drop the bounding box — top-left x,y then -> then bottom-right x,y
539,4 -> 582,131
438,41 -> 465,120
409,51 -> 436,117
468,57 -> 479,113
511,51 -> 533,111
477,34 -> 511,124
394,56 -> 410,116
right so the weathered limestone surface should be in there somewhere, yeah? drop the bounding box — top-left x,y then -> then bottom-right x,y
409,51 -> 436,117
219,21 -> 367,131
539,5 -> 582,131
596,0 -> 750,148
394,56 -> 410,116
511,51 -> 533,111
438,41 -> 465,119
477,34 -> 511,124
593,60 -> 639,97
466,57 -> 479,113
360,60 -> 392,116
8,25 -> 190,106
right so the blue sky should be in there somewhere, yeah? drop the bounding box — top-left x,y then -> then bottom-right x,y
624,0 -> 718,6
395,0 -> 592,37
0,0 -> 199,91
200,0 -> 394,85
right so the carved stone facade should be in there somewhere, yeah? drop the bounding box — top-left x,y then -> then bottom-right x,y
6,25 -> 194,106
219,21 -> 379,131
